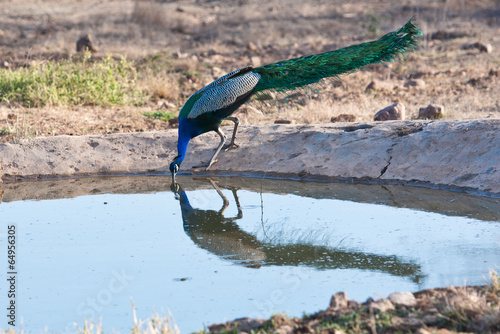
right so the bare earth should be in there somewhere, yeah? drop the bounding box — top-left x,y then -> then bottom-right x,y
0,0 -> 500,141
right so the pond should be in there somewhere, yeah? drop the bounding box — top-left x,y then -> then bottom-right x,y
0,175 -> 499,332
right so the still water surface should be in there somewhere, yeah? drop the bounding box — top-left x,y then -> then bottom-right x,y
0,176 -> 499,332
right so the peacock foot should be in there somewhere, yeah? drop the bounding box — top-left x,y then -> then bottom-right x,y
223,143 -> 239,151
192,160 -> 218,170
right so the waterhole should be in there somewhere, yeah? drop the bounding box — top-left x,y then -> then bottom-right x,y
0,176 -> 499,332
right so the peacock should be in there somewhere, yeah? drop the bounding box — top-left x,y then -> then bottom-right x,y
169,19 -> 421,179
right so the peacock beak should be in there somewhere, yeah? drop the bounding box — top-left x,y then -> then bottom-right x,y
171,164 -> 179,180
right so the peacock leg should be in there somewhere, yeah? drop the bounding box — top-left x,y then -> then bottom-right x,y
223,116 -> 240,151
207,127 -> 227,169
193,128 -> 226,170
208,179 -> 230,214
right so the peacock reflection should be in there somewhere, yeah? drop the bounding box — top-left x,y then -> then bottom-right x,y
171,179 -> 424,284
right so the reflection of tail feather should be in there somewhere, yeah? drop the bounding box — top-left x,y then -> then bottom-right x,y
187,231 -> 266,268
173,179 -> 425,283
262,244 -> 425,284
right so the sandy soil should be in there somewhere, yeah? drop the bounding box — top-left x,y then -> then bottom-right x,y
1,0 -> 500,143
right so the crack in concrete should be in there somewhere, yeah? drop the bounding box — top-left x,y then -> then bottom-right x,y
380,122 -> 430,177
379,156 -> 392,177
379,142 -> 398,178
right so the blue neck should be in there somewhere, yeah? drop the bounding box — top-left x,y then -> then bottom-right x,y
176,118 -> 196,164
176,135 -> 190,164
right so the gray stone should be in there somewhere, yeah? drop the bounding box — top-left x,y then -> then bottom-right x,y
368,299 -> 395,312
374,102 -> 405,121
388,291 -> 417,307
419,104 -> 444,119
404,79 -> 426,89
251,56 -> 262,67
415,329 -> 432,334
274,119 -> 294,124
463,42 -> 493,53
331,114 -> 356,123
76,34 -> 98,53
329,291 -> 348,309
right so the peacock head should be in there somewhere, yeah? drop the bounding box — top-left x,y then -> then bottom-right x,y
169,155 -> 182,180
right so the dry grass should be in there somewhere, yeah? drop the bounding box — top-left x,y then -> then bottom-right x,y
206,270 -> 500,333
0,105 -> 171,143
2,301 -> 180,334
138,72 -> 181,101
0,0 -> 499,144
422,270 -> 500,332
131,301 -> 180,334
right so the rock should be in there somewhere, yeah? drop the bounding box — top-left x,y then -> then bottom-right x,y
415,329 -> 432,334
388,292 -> 417,307
295,324 -> 314,334
418,104 -> 444,119
428,30 -> 468,40
331,114 -> 356,123
274,119 -> 294,124
172,51 -> 189,59
368,299 -> 395,312
374,103 -> 405,121
329,291 -> 348,309
463,42 -> 493,53
347,300 -> 359,308
404,79 -> 426,89
251,56 -> 262,67
421,314 -> 441,326
489,69 -> 499,77
366,79 -> 394,91
208,317 -> 266,333
157,100 -> 176,109
247,41 -> 258,51
434,330 -> 455,334
467,77 -> 483,86
275,325 -> 294,334
168,117 -> 179,126
76,34 -> 98,53
211,66 -> 225,78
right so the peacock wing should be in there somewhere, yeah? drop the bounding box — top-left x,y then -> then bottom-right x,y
187,71 -> 261,119
196,66 -> 254,94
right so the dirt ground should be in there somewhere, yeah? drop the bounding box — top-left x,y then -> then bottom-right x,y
0,0 -> 500,144
207,279 -> 500,334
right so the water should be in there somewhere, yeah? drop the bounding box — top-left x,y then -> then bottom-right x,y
0,175 -> 499,332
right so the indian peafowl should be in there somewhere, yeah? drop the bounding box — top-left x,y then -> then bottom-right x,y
169,20 -> 421,179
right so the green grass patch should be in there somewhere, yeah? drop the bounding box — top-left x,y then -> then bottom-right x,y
143,110 -> 177,121
0,53 -> 146,107
135,51 -> 175,73
0,127 -> 12,136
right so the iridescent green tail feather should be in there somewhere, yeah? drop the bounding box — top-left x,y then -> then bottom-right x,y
253,19 -> 421,93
